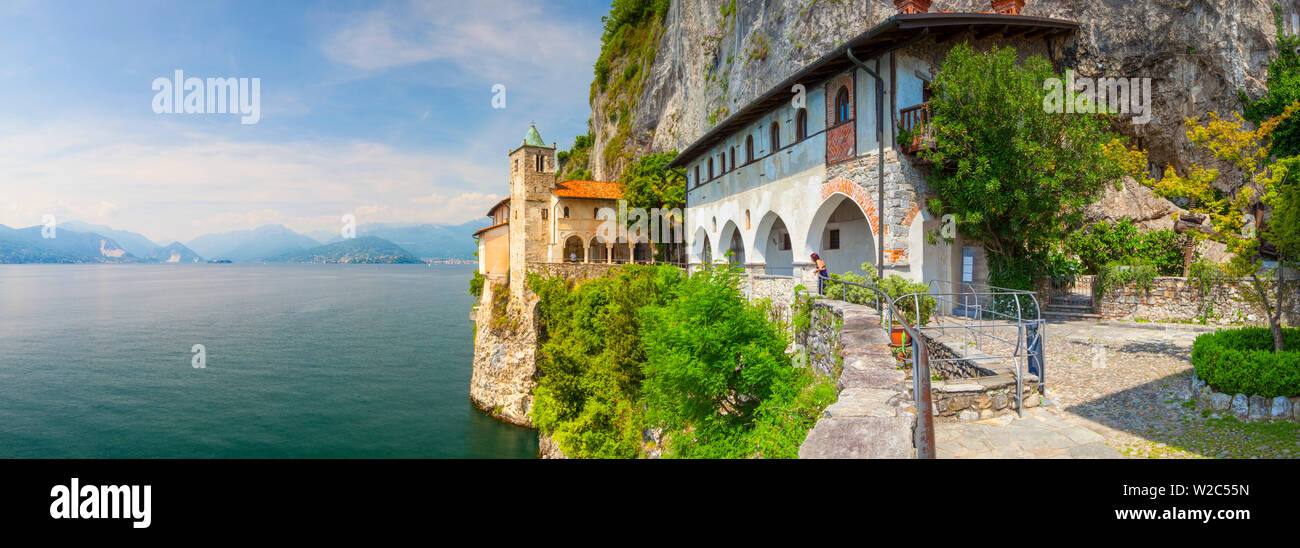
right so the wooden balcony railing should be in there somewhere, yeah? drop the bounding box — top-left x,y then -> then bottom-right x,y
898,102 -> 932,154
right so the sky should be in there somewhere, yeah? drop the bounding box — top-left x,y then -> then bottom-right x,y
0,0 -> 607,243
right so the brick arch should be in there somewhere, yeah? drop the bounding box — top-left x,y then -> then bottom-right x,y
820,178 -> 881,238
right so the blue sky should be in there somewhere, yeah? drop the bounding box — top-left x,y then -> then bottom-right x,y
0,0 -> 607,242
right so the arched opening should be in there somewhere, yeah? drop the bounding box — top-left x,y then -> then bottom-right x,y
612,238 -> 632,264
563,206 -> 570,218
693,227 -> 713,265
721,221 -> 745,265
806,193 -> 876,278
563,235 -> 585,262
796,108 -> 808,141
633,240 -> 652,262
755,212 -> 794,276
745,135 -> 754,163
708,157 -> 714,180
770,121 -> 780,152
835,86 -> 851,124
589,236 -> 609,263
729,147 -> 735,170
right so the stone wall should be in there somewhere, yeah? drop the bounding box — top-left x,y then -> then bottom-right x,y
526,261 -> 622,283
748,272 -> 799,326
1190,372 -> 1300,423
1098,277 -> 1300,326
796,298 -> 918,458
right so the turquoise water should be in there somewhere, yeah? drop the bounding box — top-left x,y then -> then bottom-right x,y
0,264 -> 538,458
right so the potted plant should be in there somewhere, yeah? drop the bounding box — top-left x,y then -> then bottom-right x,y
889,323 -> 909,347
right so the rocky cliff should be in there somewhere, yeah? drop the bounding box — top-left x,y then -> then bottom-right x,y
588,0 -> 1287,190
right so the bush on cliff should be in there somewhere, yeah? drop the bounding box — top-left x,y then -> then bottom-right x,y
528,263 -> 834,458
639,265 -> 835,458
1192,327 -> 1300,398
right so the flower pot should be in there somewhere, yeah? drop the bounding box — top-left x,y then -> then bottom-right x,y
991,0 -> 1026,15
890,324 -> 909,347
893,0 -> 932,15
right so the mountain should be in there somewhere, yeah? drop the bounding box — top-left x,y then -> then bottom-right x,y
61,220 -> 159,258
185,225 -> 321,262
0,224 -> 136,263
320,219 -> 490,259
265,236 -> 422,264
145,242 -> 203,263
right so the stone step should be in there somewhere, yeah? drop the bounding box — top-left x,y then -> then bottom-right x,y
1040,310 -> 1101,320
1044,303 -> 1094,312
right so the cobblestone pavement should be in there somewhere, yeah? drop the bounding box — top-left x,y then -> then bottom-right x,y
935,320 -> 1300,459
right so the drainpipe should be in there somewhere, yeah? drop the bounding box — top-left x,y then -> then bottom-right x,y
846,48 -> 887,282
846,29 -> 929,281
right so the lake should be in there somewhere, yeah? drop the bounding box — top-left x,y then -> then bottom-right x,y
0,264 -> 538,458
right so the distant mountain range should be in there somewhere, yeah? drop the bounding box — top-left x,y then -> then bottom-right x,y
265,236 -> 423,264
0,218 -> 490,264
316,220 -> 489,259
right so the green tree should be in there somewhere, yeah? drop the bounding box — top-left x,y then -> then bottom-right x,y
1242,2 -> 1300,158
620,150 -> 686,262
922,44 -> 1125,291
639,265 -> 834,458
1122,102 -> 1300,352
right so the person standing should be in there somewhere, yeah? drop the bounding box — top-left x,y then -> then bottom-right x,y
811,253 -> 828,294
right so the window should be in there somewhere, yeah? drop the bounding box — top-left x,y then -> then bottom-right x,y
796,109 -> 808,141
835,86 -> 850,124
535,154 -> 544,172
828,229 -> 841,250
708,157 -> 714,180
770,121 -> 781,152
745,135 -> 754,163
695,165 -> 700,185
781,233 -> 791,251
719,152 -> 726,173
563,206 -> 569,218
594,208 -> 599,218
729,147 -> 735,170
541,208 -> 548,220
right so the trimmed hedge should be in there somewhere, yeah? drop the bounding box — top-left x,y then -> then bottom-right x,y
1191,328 -> 1300,398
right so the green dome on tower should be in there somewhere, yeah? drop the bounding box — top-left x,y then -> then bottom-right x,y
522,124 -> 546,147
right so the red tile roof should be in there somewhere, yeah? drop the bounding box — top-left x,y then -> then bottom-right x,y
552,180 -> 622,200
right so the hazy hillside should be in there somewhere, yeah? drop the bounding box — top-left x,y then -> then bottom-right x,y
186,225 -> 321,262
61,220 -> 159,258
265,236 -> 422,264
321,219 -> 489,259
145,242 -> 203,263
0,224 -> 136,263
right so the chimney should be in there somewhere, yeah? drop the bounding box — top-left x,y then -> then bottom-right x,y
893,0 -> 932,15
991,0 -> 1026,15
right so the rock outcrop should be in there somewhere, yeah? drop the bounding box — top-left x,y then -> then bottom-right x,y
589,0 -> 1287,211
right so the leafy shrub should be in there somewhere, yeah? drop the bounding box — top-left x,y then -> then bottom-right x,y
1064,219 -> 1183,275
828,263 -> 936,325
640,265 -> 835,458
1192,327 -> 1300,398
1095,260 -> 1158,296
469,269 -> 484,299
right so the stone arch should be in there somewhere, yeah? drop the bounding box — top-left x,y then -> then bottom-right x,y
720,220 -> 745,265
753,211 -> 794,276
562,234 -> 585,262
806,191 -> 877,277
589,234 -> 609,263
692,226 -> 713,264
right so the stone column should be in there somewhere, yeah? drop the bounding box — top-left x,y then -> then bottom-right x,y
605,244 -> 613,264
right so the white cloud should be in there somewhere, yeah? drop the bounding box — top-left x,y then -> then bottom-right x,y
0,119 -> 504,242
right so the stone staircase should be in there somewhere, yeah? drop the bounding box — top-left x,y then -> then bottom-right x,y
1040,295 -> 1100,321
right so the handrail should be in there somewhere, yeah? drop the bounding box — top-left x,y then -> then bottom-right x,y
817,273 -> 936,459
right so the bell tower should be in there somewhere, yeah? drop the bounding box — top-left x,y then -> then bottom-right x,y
507,124 -> 556,299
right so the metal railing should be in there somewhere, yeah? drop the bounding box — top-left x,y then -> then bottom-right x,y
818,275 -> 1049,458
818,273 -> 936,459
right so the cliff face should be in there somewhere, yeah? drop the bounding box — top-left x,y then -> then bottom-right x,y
587,0 -> 1286,182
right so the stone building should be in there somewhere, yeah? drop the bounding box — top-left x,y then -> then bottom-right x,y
670,4 -> 1079,297
473,125 -> 628,300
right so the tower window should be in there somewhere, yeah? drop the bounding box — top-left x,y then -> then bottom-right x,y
541,208 -> 548,220
535,155 -> 544,172
563,206 -> 570,218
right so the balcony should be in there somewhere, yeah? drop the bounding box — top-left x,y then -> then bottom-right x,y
898,102 -> 933,155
